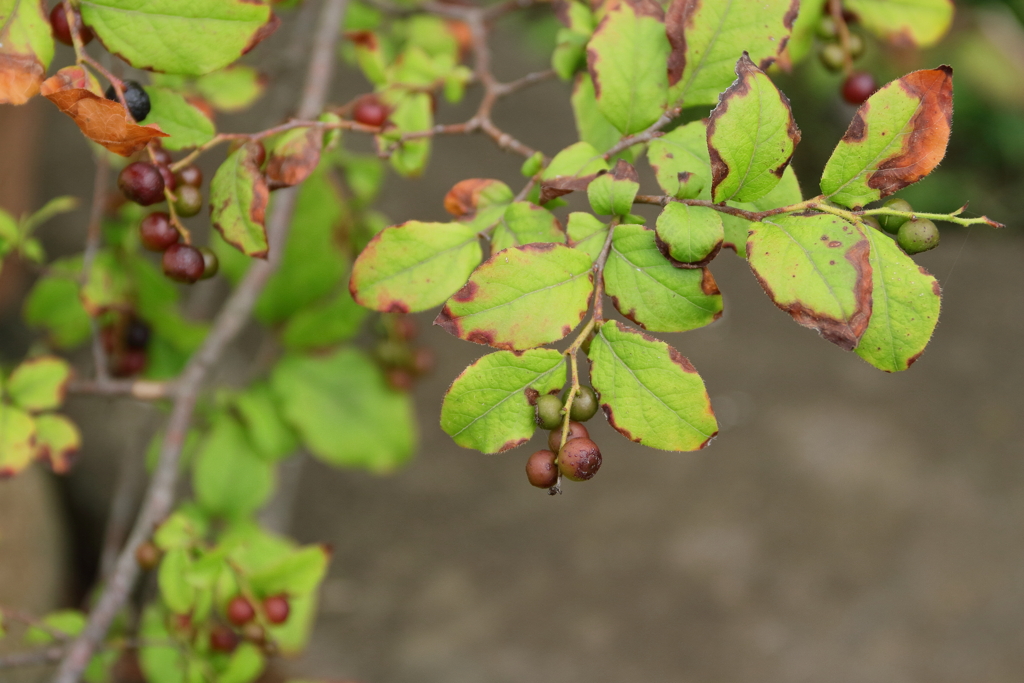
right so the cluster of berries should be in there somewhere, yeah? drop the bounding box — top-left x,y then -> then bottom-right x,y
863,197 -> 940,254
527,386 -> 603,490
815,9 -> 877,105
372,315 -> 435,392
100,314 -> 152,378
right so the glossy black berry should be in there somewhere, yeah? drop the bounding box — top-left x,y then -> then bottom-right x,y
175,165 -> 203,188
565,386 -> 598,422
139,213 -> 179,252
558,438 -> 602,482
535,394 -> 563,430
199,247 -> 219,280
173,185 -> 203,218
842,71 -> 876,105
125,318 -> 151,350
263,595 -> 290,625
897,218 -> 940,254
50,2 -> 93,46
226,596 -> 255,626
119,162 -> 165,206
106,81 -> 151,122
162,244 -> 205,283
526,449 -> 558,488
879,198 -> 913,234
548,421 -> 589,453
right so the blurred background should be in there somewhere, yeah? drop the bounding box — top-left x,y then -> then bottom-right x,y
2,1 -> 1024,681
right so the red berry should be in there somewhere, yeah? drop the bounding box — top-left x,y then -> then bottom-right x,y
352,96 -> 388,128
209,625 -> 239,653
119,162 -> 166,206
134,541 -> 161,570
139,212 -> 179,252
173,185 -> 203,218
557,438 -> 602,482
526,450 -> 558,488
150,146 -> 173,167
393,316 -> 417,341
175,165 -> 203,188
411,347 -> 435,376
162,244 -> 205,283
226,596 -> 255,626
199,247 -> 219,279
113,349 -> 147,378
548,421 -> 589,453
250,141 -> 266,168
156,164 -> 176,193
842,71 -> 877,105
386,367 -> 415,392
263,595 -> 290,625
49,2 -> 93,46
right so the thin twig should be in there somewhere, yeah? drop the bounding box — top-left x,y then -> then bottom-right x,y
603,108 -> 680,160
50,2 -> 351,682
67,378 -> 176,400
80,154 -> 111,382
0,646 -> 65,670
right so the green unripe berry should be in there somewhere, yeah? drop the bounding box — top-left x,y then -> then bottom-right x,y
861,216 -> 882,232
818,42 -> 845,72
535,394 -> 563,430
879,198 -> 913,234
816,15 -> 839,39
564,386 -> 598,422
173,185 -> 204,218
846,31 -> 865,59
897,218 -> 940,254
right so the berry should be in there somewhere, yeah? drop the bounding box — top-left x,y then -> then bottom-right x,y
386,367 -> 416,392
199,247 -> 219,280
226,596 -> 255,626
846,31 -> 865,59
139,212 -> 179,251
411,347 -> 435,375
818,42 -> 845,72
134,541 -> 161,570
50,2 -> 93,46
566,386 -> 598,422
548,421 -> 589,453
861,216 -> 882,232
263,595 -> 290,625
241,623 -> 265,645
162,244 -> 205,283
125,318 -> 151,350
393,316 -> 417,340
150,146 -> 173,167
173,185 -> 204,218
841,71 -> 876,105
352,96 -> 388,128
209,626 -> 239,653
879,197 -> 913,234
557,438 -> 602,482
175,165 -> 203,188
105,81 -> 151,122
897,218 -> 940,254
155,164 -> 176,193
816,15 -> 838,40
113,349 -> 147,377
119,162 -> 165,206
526,449 -> 558,488
535,394 -> 563,430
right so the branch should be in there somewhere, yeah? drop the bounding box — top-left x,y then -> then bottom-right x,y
50,2 -> 351,682
0,646 -> 65,670
81,154 -> 111,383
67,378 -> 176,400
603,108 -> 680,160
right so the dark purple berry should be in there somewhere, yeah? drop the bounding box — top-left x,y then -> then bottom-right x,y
139,212 -> 179,251
105,80 -> 151,122
50,2 -> 93,46
119,162 -> 165,206
842,71 -> 877,105
162,244 -> 205,283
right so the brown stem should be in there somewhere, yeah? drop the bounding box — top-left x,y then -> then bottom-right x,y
50,2 -> 351,682
81,154 -> 111,382
829,0 -> 854,75
0,646 -> 65,670
603,108 -> 681,160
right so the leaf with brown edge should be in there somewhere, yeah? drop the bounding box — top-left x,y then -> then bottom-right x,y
588,320 -> 718,451
708,54 -> 801,203
40,66 -> 103,98
821,67 -> 953,209
0,0 -> 54,105
265,127 -> 323,190
844,0 -> 953,49
210,142 -> 270,258
34,414 -> 81,475
443,179 -> 514,218
0,404 -> 36,478
43,85 -> 170,156
746,213 -> 872,351
435,243 -> 594,351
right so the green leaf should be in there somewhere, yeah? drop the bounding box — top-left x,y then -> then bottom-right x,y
586,0 -> 669,134
382,92 -> 432,177
570,73 -> 635,160
666,0 -> 796,107
784,0 -> 824,64
746,213 -> 872,350
720,164 -> 802,257
350,221 -> 482,313
0,0 -> 54,105
589,320 -> 717,450
217,643 -> 265,683
158,548 -> 195,614
491,202 -> 564,252
195,65 -> 265,113
441,349 -> 566,454
235,383 -> 298,461
24,610 -> 85,644
154,509 -> 207,551
256,168 -> 347,323
855,227 -> 941,372
0,207 -> 18,254
708,54 -> 800,203
281,288 -> 369,351
81,250 -> 130,315
587,160 -> 640,216
211,143 -> 270,257
552,28 -> 588,80
654,202 -> 723,266
247,545 -> 328,596
844,0 -> 953,48
271,349 -> 415,472
542,141 -> 609,180
139,606 -> 187,683
566,212 -> 608,264
34,413 -> 81,475
79,0 -> 274,76
24,276 -> 91,348
443,178 -> 514,219
6,356 -> 71,412
646,120 -> 711,200
144,87 -> 215,150
193,414 -> 275,519
820,67 -> 954,209
604,224 -> 723,332
435,244 -> 594,351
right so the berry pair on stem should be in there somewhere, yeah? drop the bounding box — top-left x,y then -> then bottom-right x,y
865,197 -> 940,254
